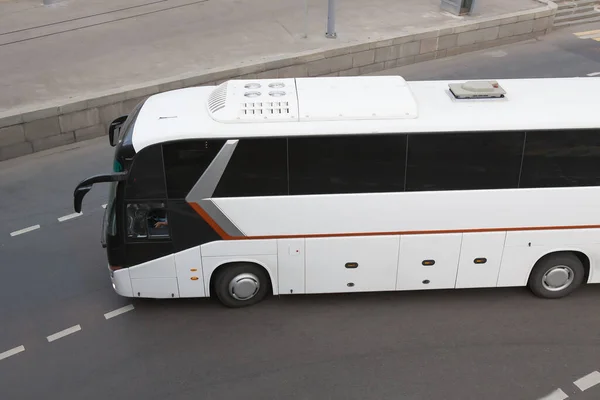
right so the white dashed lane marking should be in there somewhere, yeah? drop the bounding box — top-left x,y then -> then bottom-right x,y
0,345 -> 25,361
104,304 -> 135,320
10,224 -> 40,237
574,370 -> 600,392
47,325 -> 81,343
7,203 -> 107,237
57,212 -> 82,222
538,388 -> 568,400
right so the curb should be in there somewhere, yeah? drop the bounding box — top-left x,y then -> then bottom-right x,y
0,1 -> 558,162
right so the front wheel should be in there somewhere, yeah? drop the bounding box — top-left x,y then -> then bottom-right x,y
528,253 -> 585,299
214,263 -> 270,308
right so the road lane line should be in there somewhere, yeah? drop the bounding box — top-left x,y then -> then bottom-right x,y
10,224 -> 40,237
587,72 -> 600,76
104,304 -> 135,320
574,29 -> 600,37
102,204 -> 107,209
538,388 -> 568,400
574,371 -> 600,391
57,212 -> 82,222
578,33 -> 600,40
47,324 -> 81,342
0,345 -> 25,361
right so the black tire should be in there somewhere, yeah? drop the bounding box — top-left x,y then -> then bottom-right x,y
214,263 -> 270,308
528,253 -> 585,299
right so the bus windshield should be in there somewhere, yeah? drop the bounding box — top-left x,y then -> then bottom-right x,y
107,182 -> 118,232
101,101 -> 144,244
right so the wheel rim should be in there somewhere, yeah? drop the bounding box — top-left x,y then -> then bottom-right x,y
228,273 -> 260,300
542,265 -> 575,292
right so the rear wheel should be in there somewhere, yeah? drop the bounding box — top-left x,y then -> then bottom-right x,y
214,263 -> 270,308
528,253 -> 584,299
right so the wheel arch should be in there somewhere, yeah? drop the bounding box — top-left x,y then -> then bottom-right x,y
208,259 -> 275,298
528,249 -> 591,284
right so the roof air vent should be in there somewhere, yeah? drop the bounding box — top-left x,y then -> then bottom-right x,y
207,81 -> 228,113
207,78 -> 299,123
448,80 -> 506,99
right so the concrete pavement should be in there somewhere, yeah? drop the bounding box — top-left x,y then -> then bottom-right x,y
0,0 -> 557,160
2,22 -> 600,400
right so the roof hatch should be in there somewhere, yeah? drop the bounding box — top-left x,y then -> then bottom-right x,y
448,80 -> 506,99
295,76 -> 418,121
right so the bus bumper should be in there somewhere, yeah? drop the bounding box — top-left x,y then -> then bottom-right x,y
109,265 -> 134,297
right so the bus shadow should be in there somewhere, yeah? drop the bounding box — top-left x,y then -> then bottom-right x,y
128,284 -> 600,315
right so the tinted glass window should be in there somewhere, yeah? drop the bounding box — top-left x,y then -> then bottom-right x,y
125,144 -> 167,199
213,138 -> 288,197
405,131 -> 524,191
125,202 -> 169,240
163,140 -> 226,199
520,129 -> 600,188
289,134 -> 406,195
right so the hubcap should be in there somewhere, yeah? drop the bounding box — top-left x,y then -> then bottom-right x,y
228,273 -> 260,300
542,265 -> 574,291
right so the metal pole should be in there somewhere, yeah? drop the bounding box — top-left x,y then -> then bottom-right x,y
325,0 -> 337,39
303,0 -> 308,38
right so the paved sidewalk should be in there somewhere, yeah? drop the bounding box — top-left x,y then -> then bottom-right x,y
0,0 -> 557,161
1,0 -> 545,114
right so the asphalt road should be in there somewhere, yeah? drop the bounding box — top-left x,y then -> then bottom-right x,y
2,22 -> 600,400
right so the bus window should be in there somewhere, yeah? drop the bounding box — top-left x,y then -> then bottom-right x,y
405,131 -> 524,191
520,129 -> 600,188
213,138 -> 288,197
125,145 -> 167,200
163,140 -> 226,199
126,202 -> 169,240
288,134 -> 406,195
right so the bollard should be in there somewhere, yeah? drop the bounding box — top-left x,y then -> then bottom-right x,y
325,0 -> 337,38
303,0 -> 308,38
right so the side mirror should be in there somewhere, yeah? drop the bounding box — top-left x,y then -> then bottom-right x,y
72,172 -> 127,213
74,185 -> 92,214
108,116 -> 128,147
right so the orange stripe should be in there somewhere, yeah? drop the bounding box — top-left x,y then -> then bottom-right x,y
188,201 -> 600,240
189,202 -> 235,240
245,224 -> 600,240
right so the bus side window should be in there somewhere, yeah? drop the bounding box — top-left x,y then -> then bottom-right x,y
126,203 -> 170,240
147,209 -> 169,239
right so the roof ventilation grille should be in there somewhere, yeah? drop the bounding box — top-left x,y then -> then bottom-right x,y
207,78 -> 299,123
207,81 -> 228,113
448,80 -> 506,99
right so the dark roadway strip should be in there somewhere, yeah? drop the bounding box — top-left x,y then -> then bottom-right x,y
2,22 -> 600,400
3,287 -> 600,399
0,137 -> 113,236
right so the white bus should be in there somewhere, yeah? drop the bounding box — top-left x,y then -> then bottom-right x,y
74,75 -> 600,308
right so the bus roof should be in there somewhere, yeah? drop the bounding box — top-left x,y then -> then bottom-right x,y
131,75 -> 600,151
